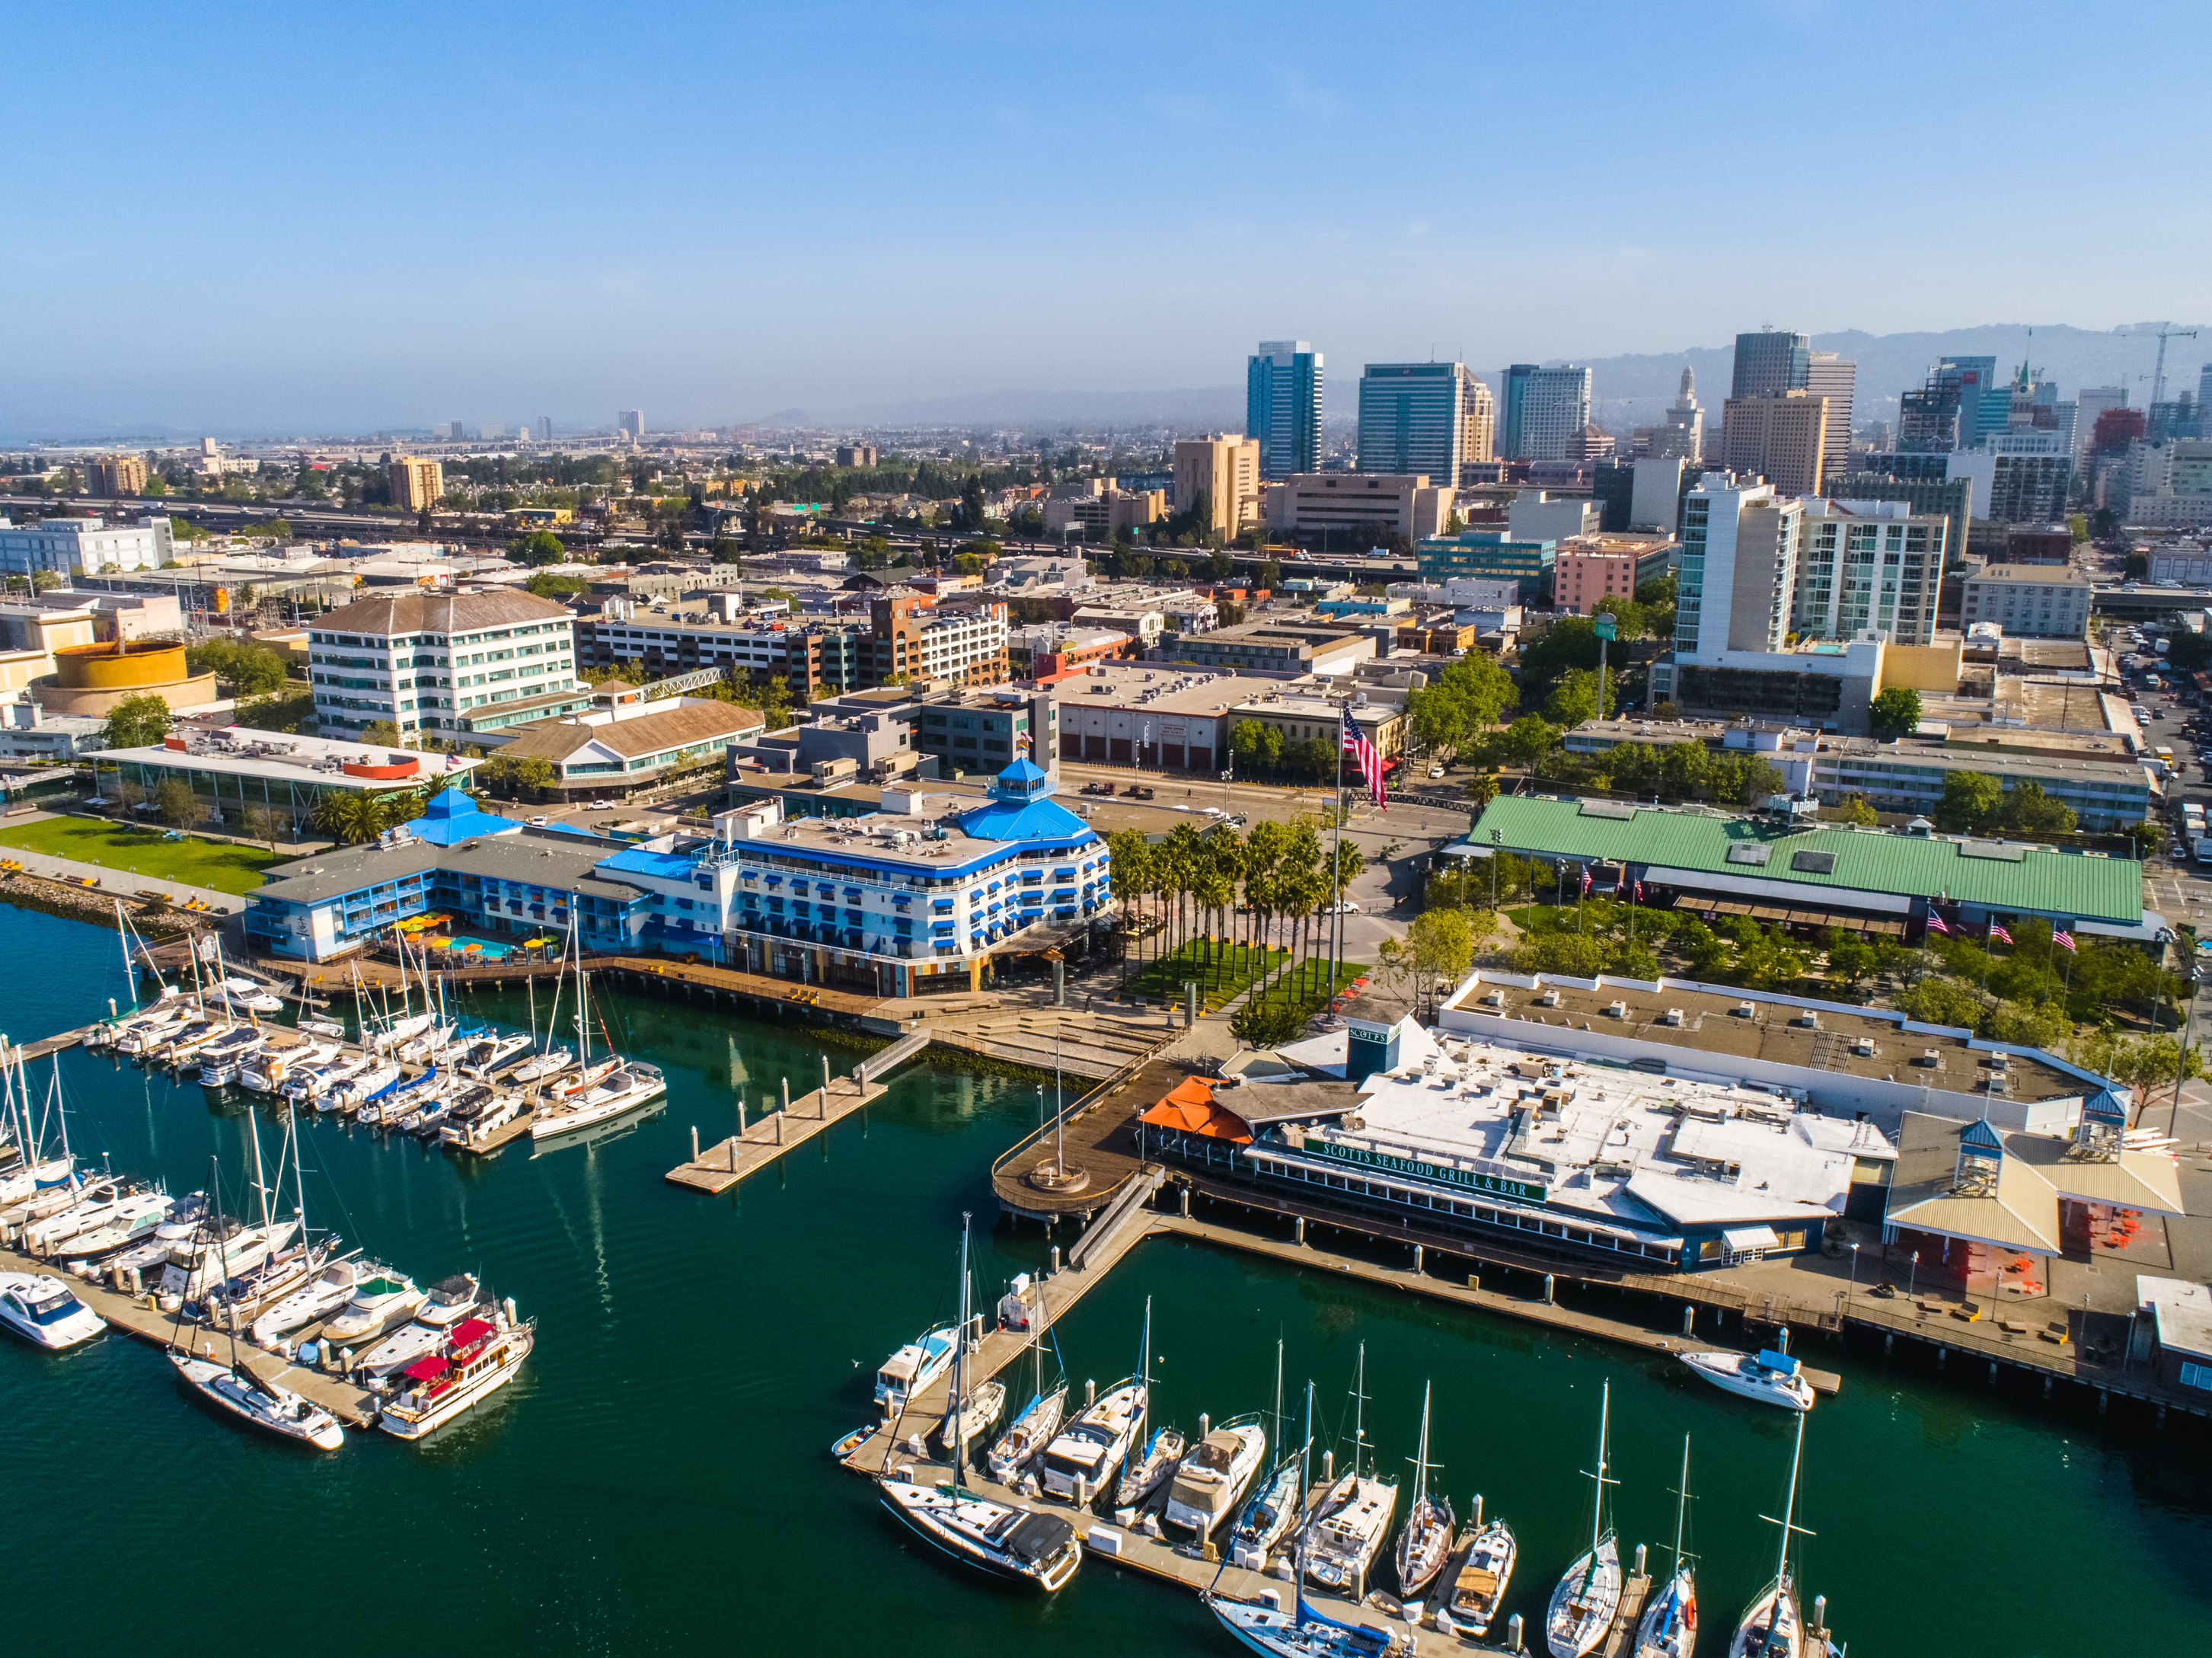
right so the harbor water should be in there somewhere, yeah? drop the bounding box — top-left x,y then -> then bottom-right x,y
4,905 -> 2208,1656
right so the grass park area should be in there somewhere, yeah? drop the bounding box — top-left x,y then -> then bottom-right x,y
0,815 -> 282,896
1123,939 -> 1288,1010
1242,955 -> 1367,1021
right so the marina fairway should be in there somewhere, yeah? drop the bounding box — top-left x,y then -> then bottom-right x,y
0,905 -> 2208,1657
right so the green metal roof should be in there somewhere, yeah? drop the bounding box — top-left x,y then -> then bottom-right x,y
1470,795 -> 2143,925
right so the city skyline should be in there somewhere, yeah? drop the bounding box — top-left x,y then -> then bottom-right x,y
4,2 -> 2207,437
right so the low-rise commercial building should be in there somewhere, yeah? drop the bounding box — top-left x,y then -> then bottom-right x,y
1007,624 -> 1132,681
1052,663 -> 1280,771
97,727 -> 480,836
1263,473 -> 1454,543
1160,619 -> 1372,676
1415,530 -> 1556,600
0,514 -> 176,579
1961,565 -> 2094,638
308,589 -> 582,739
1224,689 -> 1404,765
491,682 -> 767,799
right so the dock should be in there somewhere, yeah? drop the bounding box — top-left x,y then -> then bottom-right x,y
7,1027 -> 92,1062
664,1030 -> 931,1193
0,1244 -> 381,1428
451,1107 -> 535,1156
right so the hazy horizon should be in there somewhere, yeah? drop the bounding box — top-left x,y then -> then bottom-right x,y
6,2 -> 2207,440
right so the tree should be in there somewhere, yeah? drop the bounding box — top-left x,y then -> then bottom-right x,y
1825,932 -> 1875,986
1869,685 -> 1922,741
1406,907 -> 1487,1010
1999,779 -> 2077,836
102,692 -> 171,751
506,530 -> 567,566
1230,998 -> 1310,1046
1838,793 -> 1878,826
1498,714 -> 1558,768
477,754 -> 557,799
710,535 -> 743,564
186,639 -> 290,697
2166,630 -> 2212,673
154,777 -> 204,830
1932,770 -> 2003,833
523,570 -> 587,599
244,803 -> 285,851
1543,667 -> 1614,727
359,720 -> 402,746
313,791 -> 385,845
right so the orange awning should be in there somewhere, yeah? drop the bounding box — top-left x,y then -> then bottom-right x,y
1140,1077 -> 1253,1144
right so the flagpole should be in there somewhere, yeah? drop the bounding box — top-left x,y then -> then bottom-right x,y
1330,708 -> 1344,1001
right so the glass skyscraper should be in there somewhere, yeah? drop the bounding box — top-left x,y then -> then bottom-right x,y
1730,329 -> 1811,399
1246,341 -> 1323,481
1500,364 -> 1594,462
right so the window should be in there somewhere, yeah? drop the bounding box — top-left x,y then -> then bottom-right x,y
2182,1359 -> 2212,1391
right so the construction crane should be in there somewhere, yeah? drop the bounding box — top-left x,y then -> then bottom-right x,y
2145,323 -> 2199,410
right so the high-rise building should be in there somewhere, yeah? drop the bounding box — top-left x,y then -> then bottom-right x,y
1719,390 -> 1828,497
1804,352 -> 1856,483
1172,434 -> 1261,540
481,423 -> 506,442
1644,366 -> 1705,462
1818,468 -> 1975,571
1674,474 -> 1803,662
443,420 -> 465,440
1463,375 -> 1495,471
1246,341 -> 1323,481
1898,358 -> 2002,452
388,457 -> 445,512
1789,499 -> 1946,646
1731,329 -> 1811,399
538,416 -> 554,442
1358,363 -> 1483,479
618,410 -> 645,441
1499,364 -> 1594,461
88,454 -> 149,497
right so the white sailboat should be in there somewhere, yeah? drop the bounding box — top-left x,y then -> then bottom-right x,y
1115,1301 -> 1182,1507
1729,1413 -> 1812,1658
936,1232 -> 1004,1457
1393,1379 -> 1454,1600
1302,1343 -> 1398,1598
985,1279 -> 1066,1485
1227,1351 -> 1304,1571
251,1255 -> 368,1343
1546,1382 -> 1623,1658
1636,1437 -> 1698,1658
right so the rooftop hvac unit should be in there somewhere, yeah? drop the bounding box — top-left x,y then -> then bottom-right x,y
1921,1049 -> 1940,1066
1989,1052 -> 2008,1072
1537,988 -> 1561,1008
1796,1011 -> 1821,1029
1606,999 -> 1627,1019
1853,1037 -> 1877,1057
1735,1001 -> 1756,1018
1661,1008 -> 1684,1027
1480,989 -> 1507,1008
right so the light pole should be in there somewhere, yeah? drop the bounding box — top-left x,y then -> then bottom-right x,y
1491,828 -> 1502,910
1849,1241 -> 1860,1297
1908,1251 -> 1919,1299
1594,611 -> 1617,721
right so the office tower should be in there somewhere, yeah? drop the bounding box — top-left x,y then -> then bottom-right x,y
1898,358 -> 2002,452
1804,352 -> 1856,483
1172,434 -> 1261,539
442,420 -> 464,440
1675,474 -> 1803,660
1358,363 -> 1478,479
1463,375 -> 1495,469
1731,329 -> 1811,399
1246,341 -> 1323,480
1790,499 -> 1946,646
1499,363 -> 1594,462
539,416 -> 553,442
618,410 -> 645,441
1719,390 -> 1828,497
481,422 -> 505,441
1629,455 -> 1687,532
88,454 -> 149,497
388,457 -> 445,511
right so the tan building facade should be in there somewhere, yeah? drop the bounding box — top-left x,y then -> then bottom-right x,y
1720,391 -> 1828,497
1173,435 -> 1260,539
388,456 -> 445,512
1463,375 -> 1496,468
1960,564 -> 2093,638
1262,473 -> 1456,541
88,454 -> 149,497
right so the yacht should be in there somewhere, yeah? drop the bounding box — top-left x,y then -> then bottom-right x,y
161,1216 -> 301,1301
25,1189 -> 168,1259
53,1193 -> 173,1260
242,1038 -> 339,1095
113,1009 -> 191,1057
878,1478 -> 1082,1591
530,1062 -> 666,1141
416,1273 -> 483,1327
439,1089 -> 522,1148
1163,1415 -> 1268,1539
873,1324 -> 961,1415
1437,1506 -> 1517,1641
1303,1347 -> 1398,1597
357,1318 -> 447,1378
284,1054 -> 368,1106
0,1271 -> 106,1349
170,1351 -> 344,1451
251,1257 -> 368,1343
1546,1384 -> 1623,1658
458,1032 -> 534,1078
193,1025 -> 269,1088
219,976 -> 286,1014
378,1301 -> 535,1438
510,1045 -> 574,1085
1038,1377 -> 1145,1503
1729,1414 -> 1811,1658
1393,1382 -> 1454,1600
164,1020 -> 240,1065
986,1383 -> 1067,1484
322,1269 -> 426,1345
1681,1348 -> 1815,1412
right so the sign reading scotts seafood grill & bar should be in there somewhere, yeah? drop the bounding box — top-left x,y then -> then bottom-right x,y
1308,1137 -> 1547,1203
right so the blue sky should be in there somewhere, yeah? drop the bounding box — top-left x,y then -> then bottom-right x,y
5,1 -> 2205,437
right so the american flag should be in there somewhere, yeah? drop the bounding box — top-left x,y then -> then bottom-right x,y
2054,928 -> 2076,953
1926,907 -> 1951,935
1581,864 -> 1592,896
1990,922 -> 2014,945
1633,878 -> 1645,905
1341,705 -> 1384,808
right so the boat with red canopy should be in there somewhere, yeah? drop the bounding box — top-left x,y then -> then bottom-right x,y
378,1302 -> 535,1439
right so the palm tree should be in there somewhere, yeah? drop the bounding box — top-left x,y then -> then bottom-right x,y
313,791 -> 385,845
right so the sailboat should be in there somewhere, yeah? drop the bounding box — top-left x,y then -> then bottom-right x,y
985,1279 -> 1067,1484
1302,1343 -> 1398,1598
1393,1379 -> 1455,1599
0,1046 -> 75,1203
166,1158 -> 345,1452
1114,1299 -> 1183,1508
1206,1379 -> 1398,1657
1636,1437 -> 1698,1658
1729,1414 -> 1812,1658
1227,1346 -> 1303,1571
532,946 -> 653,1139
1438,1495 -> 1518,1640
1546,1382 -> 1623,1658
937,1241 -> 1004,1456
879,1212 -> 1083,1592
1038,1300 -> 1148,1504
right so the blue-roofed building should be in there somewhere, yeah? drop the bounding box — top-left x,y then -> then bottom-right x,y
407,785 -> 525,845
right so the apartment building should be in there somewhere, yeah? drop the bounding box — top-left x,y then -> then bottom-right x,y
1041,487 -> 1165,537
1789,499 -> 1947,646
308,589 -> 582,739
1550,535 -> 1674,616
1720,391 -> 1828,497
1173,435 -> 1261,539
88,455 -> 149,497
1262,473 -> 1456,541
870,593 -> 1010,686
387,457 -> 445,511
1676,474 -> 1802,660
0,513 -> 175,578
575,599 -> 872,699
1960,565 -> 2094,638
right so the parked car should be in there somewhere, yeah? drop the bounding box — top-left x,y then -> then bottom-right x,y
1125,785 -> 1155,800
1428,764 -> 1445,778
1321,899 -> 1361,915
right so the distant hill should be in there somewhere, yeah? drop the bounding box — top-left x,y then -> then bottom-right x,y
745,385 -> 1245,433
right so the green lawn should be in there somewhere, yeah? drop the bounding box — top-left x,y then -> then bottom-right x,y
1124,939 -> 1288,1009
1244,956 -> 1367,1019
0,815 -> 282,895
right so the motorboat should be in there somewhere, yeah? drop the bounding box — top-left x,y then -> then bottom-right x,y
877,1478 -> 1082,1591
104,1192 -> 209,1279
416,1273 -> 482,1327
357,1318 -> 446,1379
164,1020 -> 241,1064
1228,1458 -> 1304,1570
114,1009 -> 190,1056
1038,1377 -> 1145,1503
322,1269 -> 426,1345
439,1089 -> 522,1148
1115,1423 -> 1186,1509
1163,1415 -> 1268,1539
530,1062 -> 666,1140
405,1101 -> 453,1138
327,1062 -> 402,1112
2,1175 -> 113,1244
1546,1383 -> 1623,1658
1438,1511 -> 1517,1640
937,1378 -> 1007,1458
509,1045 -> 573,1085
1393,1382 -> 1454,1600
162,1217 -> 301,1301
242,1038 -> 340,1094
219,976 -> 286,1014
873,1323 -> 960,1415
1636,1437 -> 1698,1658
0,1271 -> 106,1349
1681,1348 -> 1815,1412
195,1025 -> 270,1088
1304,1346 -> 1398,1597
251,1257 -> 367,1343
26,1189 -> 168,1259
285,1054 -> 369,1105
986,1383 -> 1068,1484
378,1302 -> 535,1438
458,1032 -> 534,1077
170,1350 -> 344,1450
1205,1594 -> 1399,1657
1729,1414 -> 1811,1658
372,1011 -> 436,1055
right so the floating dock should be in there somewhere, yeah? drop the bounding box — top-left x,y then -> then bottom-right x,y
665,1030 -> 930,1193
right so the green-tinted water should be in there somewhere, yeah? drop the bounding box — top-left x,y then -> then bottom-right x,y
4,906 -> 2207,1656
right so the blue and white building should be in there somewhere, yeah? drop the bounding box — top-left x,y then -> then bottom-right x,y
0,514 -> 175,578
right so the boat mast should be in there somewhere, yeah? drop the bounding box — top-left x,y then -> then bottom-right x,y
49,1056 -> 72,1170
1587,1381 -> 1613,1562
1294,1378 -> 1315,1629
1409,1378 -> 1432,1512
247,1105 -> 272,1236
1767,1410 -> 1808,1596
1272,1336 -> 1284,1460
950,1211 -> 972,1487
1351,1341 -> 1369,1481
113,897 -> 133,1008
1671,1435 -> 1690,1581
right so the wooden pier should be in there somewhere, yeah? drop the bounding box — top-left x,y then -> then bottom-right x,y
0,1244 -> 381,1428
450,1107 -> 536,1156
6,1027 -> 92,1062
664,1030 -> 930,1193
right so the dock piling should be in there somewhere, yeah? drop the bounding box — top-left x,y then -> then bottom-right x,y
1506,1613 -> 1524,1652
821,1055 -> 831,1105
1543,1273 -> 1555,1305
1052,1246 -> 1062,1275
690,1126 -> 699,1161
1294,1216 -> 1306,1245
780,1076 -> 790,1115
1412,1243 -> 1424,1274
1683,1305 -> 1694,1335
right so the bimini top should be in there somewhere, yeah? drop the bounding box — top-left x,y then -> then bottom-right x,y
956,756 -> 1094,848
405,786 -> 524,846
